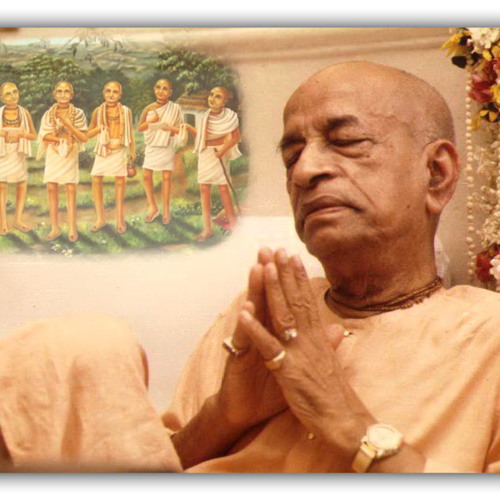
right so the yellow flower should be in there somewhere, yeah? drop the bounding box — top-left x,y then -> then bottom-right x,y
441,33 -> 467,57
482,108 -> 499,122
483,50 -> 493,61
492,85 -> 500,106
472,113 -> 483,130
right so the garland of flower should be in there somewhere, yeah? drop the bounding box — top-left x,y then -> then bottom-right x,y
443,28 -> 500,288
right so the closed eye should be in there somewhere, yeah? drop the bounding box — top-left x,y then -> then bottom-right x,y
328,137 -> 374,157
331,137 -> 369,146
281,147 -> 303,169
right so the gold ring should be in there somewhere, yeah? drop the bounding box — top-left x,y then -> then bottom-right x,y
282,328 -> 298,342
265,350 -> 286,371
222,337 -> 249,358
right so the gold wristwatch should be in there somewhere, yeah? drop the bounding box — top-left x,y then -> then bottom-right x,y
352,424 -> 403,473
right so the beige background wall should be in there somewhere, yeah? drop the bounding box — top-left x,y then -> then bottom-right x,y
0,28 -> 470,409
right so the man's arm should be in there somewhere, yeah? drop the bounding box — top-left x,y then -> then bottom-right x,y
87,109 -> 101,139
237,249 -> 428,472
137,104 -> 158,132
58,112 -> 88,143
214,128 -> 240,159
171,393 -> 252,470
127,108 -> 136,160
166,258 -> 292,469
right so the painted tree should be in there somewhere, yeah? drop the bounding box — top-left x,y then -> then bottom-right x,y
0,63 -> 19,87
17,54 -> 89,124
156,47 -> 237,98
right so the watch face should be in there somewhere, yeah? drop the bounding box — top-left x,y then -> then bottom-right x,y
367,424 -> 402,450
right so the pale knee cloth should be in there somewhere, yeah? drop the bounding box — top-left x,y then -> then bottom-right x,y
142,144 -> 175,172
0,314 -> 181,472
0,143 -> 28,183
43,147 -> 79,184
91,145 -> 127,177
197,146 -> 229,185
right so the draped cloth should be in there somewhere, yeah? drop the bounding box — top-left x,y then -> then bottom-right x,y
143,101 -> 182,149
0,314 -> 181,472
0,106 -> 32,183
194,108 -> 241,159
142,101 -> 183,172
194,108 -> 241,185
36,104 -> 87,160
0,106 -> 31,159
37,104 -> 87,184
93,103 -> 133,158
91,103 -> 133,177
163,281 -> 500,473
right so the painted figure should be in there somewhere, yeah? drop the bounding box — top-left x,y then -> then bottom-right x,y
138,79 -> 183,224
88,81 -> 135,234
37,81 -> 88,242
187,87 -> 241,242
0,82 -> 36,236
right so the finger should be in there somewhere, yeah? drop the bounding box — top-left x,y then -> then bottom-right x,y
274,247 -> 301,306
239,309 -> 285,362
264,263 -> 297,342
232,300 -> 256,350
246,263 -> 265,322
257,247 -> 274,266
289,254 -> 321,331
274,248 -> 297,295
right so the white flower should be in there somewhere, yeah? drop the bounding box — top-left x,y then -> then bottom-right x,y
490,256 -> 500,279
468,28 -> 500,53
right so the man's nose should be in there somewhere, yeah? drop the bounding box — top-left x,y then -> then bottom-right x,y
291,143 -> 336,188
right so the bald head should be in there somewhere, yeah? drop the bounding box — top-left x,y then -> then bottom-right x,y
285,61 -> 455,147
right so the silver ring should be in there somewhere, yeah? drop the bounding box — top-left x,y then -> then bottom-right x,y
222,337 -> 249,357
265,350 -> 286,371
282,328 -> 298,342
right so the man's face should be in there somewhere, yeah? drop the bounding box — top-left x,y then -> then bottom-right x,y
280,69 -> 428,258
154,80 -> 172,103
103,83 -> 122,104
208,88 -> 228,113
1,83 -> 19,106
53,83 -> 74,105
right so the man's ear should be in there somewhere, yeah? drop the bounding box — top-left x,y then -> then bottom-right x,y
424,140 -> 460,215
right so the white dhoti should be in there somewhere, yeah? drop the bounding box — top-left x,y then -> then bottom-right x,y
43,147 -> 79,184
197,146 -> 230,185
0,144 -> 27,183
91,147 -> 127,177
142,144 -> 175,171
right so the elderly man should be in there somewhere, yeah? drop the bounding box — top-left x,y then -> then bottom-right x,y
162,62 -> 500,473
0,62 -> 499,473
0,82 -> 36,236
88,81 -> 135,234
37,81 -> 88,242
138,79 -> 183,225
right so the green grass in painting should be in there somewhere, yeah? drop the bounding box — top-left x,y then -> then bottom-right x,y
0,147 -> 247,254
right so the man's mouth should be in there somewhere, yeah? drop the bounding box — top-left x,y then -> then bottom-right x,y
301,196 -> 355,223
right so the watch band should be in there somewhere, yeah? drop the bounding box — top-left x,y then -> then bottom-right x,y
352,441 -> 378,473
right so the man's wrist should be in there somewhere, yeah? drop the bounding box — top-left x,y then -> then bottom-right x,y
209,392 -> 253,437
352,423 -> 404,473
